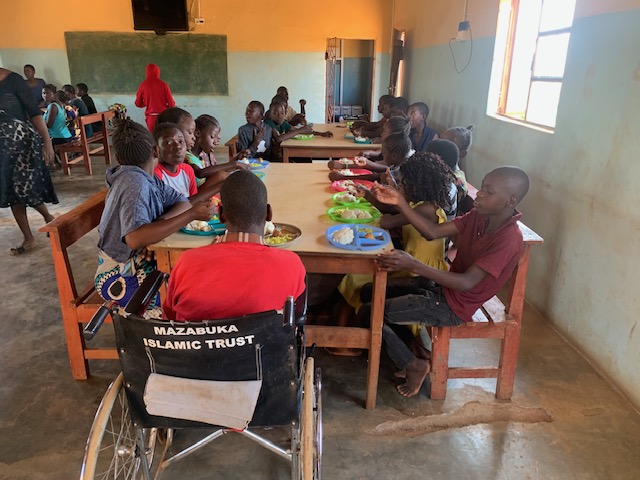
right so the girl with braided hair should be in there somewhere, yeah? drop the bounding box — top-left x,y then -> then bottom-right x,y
328,152 -> 452,355
94,117 -> 215,314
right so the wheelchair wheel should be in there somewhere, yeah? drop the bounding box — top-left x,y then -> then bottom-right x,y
80,373 -> 158,480
300,357 -> 322,479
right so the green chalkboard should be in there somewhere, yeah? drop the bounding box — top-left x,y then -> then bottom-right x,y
65,32 -> 228,95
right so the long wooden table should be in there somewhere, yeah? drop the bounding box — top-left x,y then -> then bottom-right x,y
148,163 -> 391,409
281,123 -> 381,163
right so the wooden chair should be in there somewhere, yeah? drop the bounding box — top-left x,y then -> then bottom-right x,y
429,222 -> 543,400
224,134 -> 239,162
55,110 -> 116,175
39,190 -> 116,380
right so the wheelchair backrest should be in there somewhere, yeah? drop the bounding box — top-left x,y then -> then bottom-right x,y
113,309 -> 300,429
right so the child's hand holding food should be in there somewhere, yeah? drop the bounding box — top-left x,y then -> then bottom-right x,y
192,200 -> 217,220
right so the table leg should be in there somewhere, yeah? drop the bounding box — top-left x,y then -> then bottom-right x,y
155,249 -> 171,301
283,147 -> 290,163
365,268 -> 387,409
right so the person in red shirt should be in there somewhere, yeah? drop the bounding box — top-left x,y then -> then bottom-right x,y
163,170 -> 306,321
360,166 -> 530,397
135,63 -> 175,132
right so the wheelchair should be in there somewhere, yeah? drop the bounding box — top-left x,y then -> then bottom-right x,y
80,272 -> 322,479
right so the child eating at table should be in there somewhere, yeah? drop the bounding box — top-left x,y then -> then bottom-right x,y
427,139 -> 467,220
156,107 -> 235,190
408,102 -> 439,152
189,113 -> 250,185
237,100 -> 274,160
335,115 -> 412,169
358,166 -> 530,397
441,125 -> 473,161
329,132 -> 411,184
95,118 -> 215,315
328,153 -> 452,356
153,122 -> 221,202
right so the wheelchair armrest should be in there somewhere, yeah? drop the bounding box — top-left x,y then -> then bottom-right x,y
124,271 -> 168,315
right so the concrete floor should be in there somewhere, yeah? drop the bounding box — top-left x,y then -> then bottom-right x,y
1,160 -> 640,480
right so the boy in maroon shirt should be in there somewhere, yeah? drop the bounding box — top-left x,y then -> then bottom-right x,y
360,166 -> 530,397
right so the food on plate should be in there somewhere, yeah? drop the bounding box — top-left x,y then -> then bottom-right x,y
264,229 -> 295,245
338,157 -> 354,165
264,221 -> 275,235
335,192 -> 357,203
337,169 -> 356,176
354,156 -> 368,166
185,220 -> 212,232
355,136 -> 367,142
364,232 -> 375,239
332,227 -> 355,245
335,208 -> 372,220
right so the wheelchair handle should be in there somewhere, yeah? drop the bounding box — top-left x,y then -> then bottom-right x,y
283,295 -> 295,331
83,302 -> 114,341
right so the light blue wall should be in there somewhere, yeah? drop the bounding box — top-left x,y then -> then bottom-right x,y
404,9 -> 640,406
1,47 -> 390,134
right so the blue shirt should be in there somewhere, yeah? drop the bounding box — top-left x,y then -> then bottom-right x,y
98,165 -> 187,262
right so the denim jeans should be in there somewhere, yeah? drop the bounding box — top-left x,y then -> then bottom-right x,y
357,277 -> 463,370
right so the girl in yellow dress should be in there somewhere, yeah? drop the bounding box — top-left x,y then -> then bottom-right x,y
329,152 -> 453,355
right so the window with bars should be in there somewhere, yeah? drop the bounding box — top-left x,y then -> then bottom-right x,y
488,0 -> 577,129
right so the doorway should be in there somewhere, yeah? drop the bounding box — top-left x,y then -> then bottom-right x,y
325,38 -> 374,123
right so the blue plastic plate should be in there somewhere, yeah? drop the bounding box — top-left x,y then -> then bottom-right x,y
326,224 -> 391,251
253,171 -> 265,180
248,159 -> 269,170
344,133 -> 355,139
354,137 -> 372,144
181,219 -> 227,236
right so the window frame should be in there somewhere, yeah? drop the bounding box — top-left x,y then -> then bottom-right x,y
494,0 -> 574,130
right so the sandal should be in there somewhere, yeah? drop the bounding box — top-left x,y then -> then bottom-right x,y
10,244 -> 35,256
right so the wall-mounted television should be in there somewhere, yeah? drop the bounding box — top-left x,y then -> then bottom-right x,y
132,0 -> 189,33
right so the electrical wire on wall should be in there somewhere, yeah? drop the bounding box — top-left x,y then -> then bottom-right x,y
448,26 -> 473,73
448,0 -> 473,73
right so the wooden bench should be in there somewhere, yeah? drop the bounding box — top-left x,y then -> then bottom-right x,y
429,185 -> 544,400
40,190 -> 116,380
224,134 -> 238,162
55,110 -> 116,176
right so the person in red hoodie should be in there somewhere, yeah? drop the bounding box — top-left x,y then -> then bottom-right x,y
134,63 -> 175,132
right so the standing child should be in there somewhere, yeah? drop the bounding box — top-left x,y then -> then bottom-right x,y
23,64 -> 46,108
361,166 -> 530,397
135,63 -> 176,132
42,84 -> 72,147
328,153 -> 452,355
237,101 -> 273,160
95,118 -> 215,314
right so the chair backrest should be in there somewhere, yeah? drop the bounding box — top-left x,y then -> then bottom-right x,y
113,309 -> 300,429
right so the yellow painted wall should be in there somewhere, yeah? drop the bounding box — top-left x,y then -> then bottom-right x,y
0,0 -> 392,52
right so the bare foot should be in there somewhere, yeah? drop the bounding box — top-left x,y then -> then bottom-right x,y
397,358 -> 430,398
